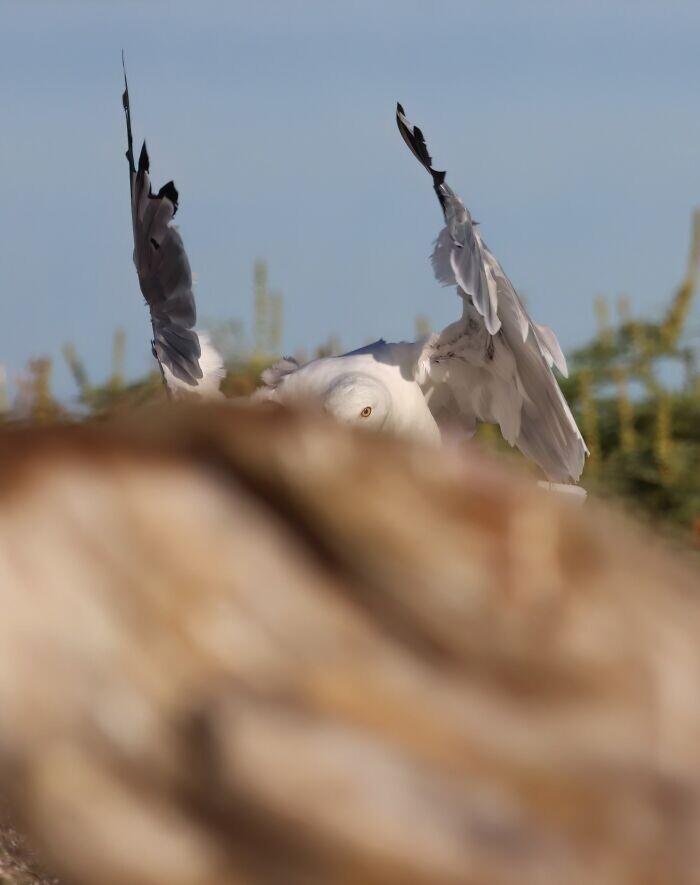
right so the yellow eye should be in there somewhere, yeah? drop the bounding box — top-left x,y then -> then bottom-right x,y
360,406 -> 372,418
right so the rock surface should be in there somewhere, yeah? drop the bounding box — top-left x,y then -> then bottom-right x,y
0,403 -> 698,884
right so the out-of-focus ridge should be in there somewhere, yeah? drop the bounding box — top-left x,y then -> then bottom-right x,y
0,402 -> 698,884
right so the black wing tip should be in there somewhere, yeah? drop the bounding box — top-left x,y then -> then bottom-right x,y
132,123 -> 180,214
121,51 -> 130,111
395,102 -> 433,168
137,140 -> 150,174
395,102 -> 449,213
158,180 -> 179,212
122,52 -> 137,176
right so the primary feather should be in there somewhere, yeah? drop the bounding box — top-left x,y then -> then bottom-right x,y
396,103 -> 587,482
122,63 -> 224,398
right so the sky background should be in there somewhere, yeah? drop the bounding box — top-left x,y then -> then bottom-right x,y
2,0 -> 700,399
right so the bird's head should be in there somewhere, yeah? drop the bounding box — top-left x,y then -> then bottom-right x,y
321,372 -> 391,431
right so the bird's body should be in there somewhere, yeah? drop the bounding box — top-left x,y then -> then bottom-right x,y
255,340 -> 442,445
258,316 -> 582,483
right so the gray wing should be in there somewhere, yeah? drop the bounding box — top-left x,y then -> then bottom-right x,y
398,104 -> 587,482
122,65 -> 223,397
397,104 -> 501,335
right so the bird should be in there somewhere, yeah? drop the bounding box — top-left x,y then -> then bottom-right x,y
120,74 -> 586,484
121,61 -> 224,398
257,105 -> 587,484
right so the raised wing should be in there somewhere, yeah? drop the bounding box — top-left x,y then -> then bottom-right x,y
122,62 -> 224,398
398,103 -> 586,482
397,103 -> 500,336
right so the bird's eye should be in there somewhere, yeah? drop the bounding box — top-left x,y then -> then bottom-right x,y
360,406 -> 372,418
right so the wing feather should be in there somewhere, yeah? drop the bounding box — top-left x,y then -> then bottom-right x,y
397,104 -> 501,334
399,103 -> 586,481
122,62 -> 223,399
533,323 -> 569,377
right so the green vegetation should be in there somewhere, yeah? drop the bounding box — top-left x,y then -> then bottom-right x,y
562,212 -> 700,543
2,217 -> 699,547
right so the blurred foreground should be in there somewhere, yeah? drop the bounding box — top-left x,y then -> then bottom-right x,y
0,403 -> 699,884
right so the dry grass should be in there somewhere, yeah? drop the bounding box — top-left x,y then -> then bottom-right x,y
0,806 -> 56,885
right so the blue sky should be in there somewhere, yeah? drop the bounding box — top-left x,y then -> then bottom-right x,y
2,0 -> 700,399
